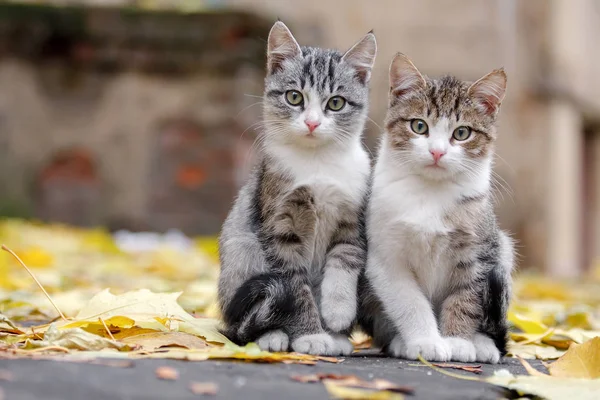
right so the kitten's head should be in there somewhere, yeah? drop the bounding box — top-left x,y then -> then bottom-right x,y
262,21 -> 376,148
384,53 -> 507,181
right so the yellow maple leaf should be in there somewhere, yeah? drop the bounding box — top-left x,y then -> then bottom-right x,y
548,337 -> 600,379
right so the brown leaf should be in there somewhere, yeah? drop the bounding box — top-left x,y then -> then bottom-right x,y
155,366 -> 179,380
290,373 -> 356,383
121,331 -> 208,351
431,363 -> 483,374
189,382 -> 218,396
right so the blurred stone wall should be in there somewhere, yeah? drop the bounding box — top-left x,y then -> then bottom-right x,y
2,0 -> 600,273
0,3 -> 269,234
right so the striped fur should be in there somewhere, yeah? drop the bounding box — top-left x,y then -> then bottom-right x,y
218,21 -> 376,356
359,53 -> 514,364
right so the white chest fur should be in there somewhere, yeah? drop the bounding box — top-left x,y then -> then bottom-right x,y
368,147 -> 490,299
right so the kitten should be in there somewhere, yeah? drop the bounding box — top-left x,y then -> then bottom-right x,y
359,53 -> 513,363
218,21 -> 376,356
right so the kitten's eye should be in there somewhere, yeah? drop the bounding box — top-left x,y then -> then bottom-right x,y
285,90 -> 304,106
327,96 -> 346,111
410,119 -> 428,135
453,126 -> 472,141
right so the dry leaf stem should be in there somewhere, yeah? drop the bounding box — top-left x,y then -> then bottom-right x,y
2,244 -> 68,321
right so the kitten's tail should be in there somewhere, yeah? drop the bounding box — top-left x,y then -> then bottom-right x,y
221,272 -> 296,345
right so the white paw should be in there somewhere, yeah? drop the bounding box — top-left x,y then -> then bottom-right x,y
331,333 -> 354,356
389,335 -> 451,362
473,333 -> 501,364
320,273 -> 357,332
291,333 -> 348,356
257,330 -> 289,352
445,337 -> 476,362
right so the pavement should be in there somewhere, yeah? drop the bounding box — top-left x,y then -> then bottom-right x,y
0,352 -> 542,400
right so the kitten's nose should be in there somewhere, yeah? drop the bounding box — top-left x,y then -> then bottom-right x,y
430,149 -> 446,163
305,120 -> 321,133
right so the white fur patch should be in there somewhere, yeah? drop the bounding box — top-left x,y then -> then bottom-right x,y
388,334 -> 451,361
445,337 -> 476,362
257,330 -> 289,352
321,267 -> 358,332
473,333 -> 501,364
291,332 -> 352,356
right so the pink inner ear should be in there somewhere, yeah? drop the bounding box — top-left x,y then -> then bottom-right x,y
479,97 -> 498,115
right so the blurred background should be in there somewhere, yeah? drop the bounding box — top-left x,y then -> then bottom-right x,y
0,0 -> 599,280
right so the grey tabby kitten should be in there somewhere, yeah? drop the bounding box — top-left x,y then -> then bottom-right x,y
359,53 -> 513,363
218,21 -> 376,356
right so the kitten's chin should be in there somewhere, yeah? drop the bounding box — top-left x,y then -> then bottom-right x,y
417,165 -> 454,181
288,134 -> 337,149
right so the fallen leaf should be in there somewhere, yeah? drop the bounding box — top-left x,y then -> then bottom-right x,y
0,314 -> 22,335
24,324 -> 127,352
486,370 -> 600,400
323,380 -> 405,400
325,377 -> 413,394
350,331 -> 372,350
189,382 -> 218,395
121,331 -> 208,351
507,342 -> 566,360
508,311 -> 549,334
72,289 -> 230,344
431,363 -> 482,374
548,337 -> 600,378
155,366 -> 179,380
515,356 -> 549,377
290,373 -> 356,383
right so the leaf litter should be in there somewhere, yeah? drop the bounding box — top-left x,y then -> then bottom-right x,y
0,220 -> 340,365
2,219 -> 600,397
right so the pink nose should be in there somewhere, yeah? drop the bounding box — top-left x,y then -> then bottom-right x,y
305,120 -> 320,133
430,149 -> 446,163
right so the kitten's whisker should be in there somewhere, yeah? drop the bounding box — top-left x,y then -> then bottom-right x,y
367,116 -> 382,131
243,94 -> 263,99
235,101 -> 264,119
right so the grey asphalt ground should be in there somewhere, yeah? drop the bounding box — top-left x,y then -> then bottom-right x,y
0,352 -> 541,400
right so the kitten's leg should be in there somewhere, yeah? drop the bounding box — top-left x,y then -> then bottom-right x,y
264,186 -> 350,356
439,263 -> 485,363
368,256 -> 451,361
289,277 -> 353,356
320,213 -> 365,333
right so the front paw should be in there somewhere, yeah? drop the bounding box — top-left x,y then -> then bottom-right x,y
389,335 -> 451,361
291,333 -> 352,356
473,333 -> 501,364
257,330 -> 289,352
445,337 -> 476,362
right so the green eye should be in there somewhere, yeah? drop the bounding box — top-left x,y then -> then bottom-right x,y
327,96 -> 346,111
410,119 -> 428,135
453,126 -> 472,141
285,90 -> 303,106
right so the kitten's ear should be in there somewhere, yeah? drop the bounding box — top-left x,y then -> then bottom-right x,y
342,31 -> 377,84
467,68 -> 507,116
267,21 -> 302,75
389,53 -> 426,100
